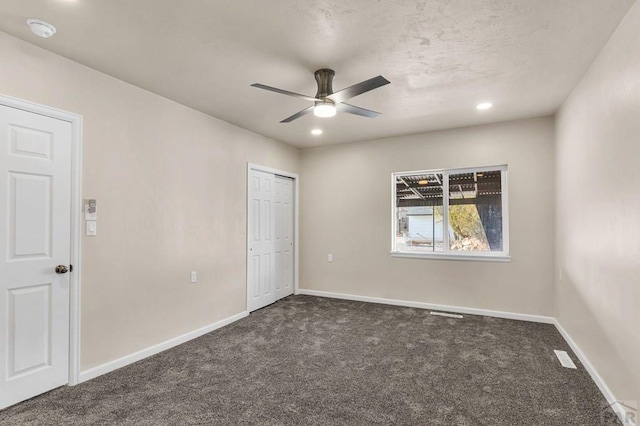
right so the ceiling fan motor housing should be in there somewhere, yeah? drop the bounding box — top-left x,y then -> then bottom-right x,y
314,69 -> 335,102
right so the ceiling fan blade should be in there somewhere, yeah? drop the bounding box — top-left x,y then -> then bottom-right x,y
326,75 -> 390,104
280,106 -> 315,123
336,103 -> 382,118
251,83 -> 321,103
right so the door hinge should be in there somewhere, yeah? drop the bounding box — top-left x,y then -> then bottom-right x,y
70,264 -> 73,272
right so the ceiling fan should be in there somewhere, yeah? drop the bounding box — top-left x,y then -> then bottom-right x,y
251,69 -> 390,123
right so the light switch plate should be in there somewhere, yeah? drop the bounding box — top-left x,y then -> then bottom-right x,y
190,271 -> 197,283
86,221 -> 97,236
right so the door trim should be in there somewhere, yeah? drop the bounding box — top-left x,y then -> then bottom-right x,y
246,163 -> 299,311
0,94 -> 83,386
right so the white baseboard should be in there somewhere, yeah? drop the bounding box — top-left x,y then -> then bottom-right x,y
553,320 -> 636,426
298,288 -> 634,426
298,289 -> 555,324
78,311 -> 249,384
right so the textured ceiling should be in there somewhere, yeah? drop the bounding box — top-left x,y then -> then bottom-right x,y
0,1 -> 634,148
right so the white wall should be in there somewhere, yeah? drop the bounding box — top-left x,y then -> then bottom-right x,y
0,32 -> 300,370
556,0 -> 640,405
300,117 -> 555,316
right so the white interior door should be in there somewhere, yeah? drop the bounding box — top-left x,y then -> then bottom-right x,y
0,104 -> 72,409
247,169 -> 276,312
274,176 -> 294,300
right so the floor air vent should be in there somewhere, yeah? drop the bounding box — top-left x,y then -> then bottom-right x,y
554,350 -> 577,369
430,311 -> 463,319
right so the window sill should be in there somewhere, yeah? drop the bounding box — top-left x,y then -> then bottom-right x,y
390,251 -> 511,262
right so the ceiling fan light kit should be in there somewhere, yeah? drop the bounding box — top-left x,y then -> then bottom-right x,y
313,101 -> 336,118
251,68 -> 390,123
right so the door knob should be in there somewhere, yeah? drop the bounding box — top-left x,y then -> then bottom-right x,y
55,265 -> 69,274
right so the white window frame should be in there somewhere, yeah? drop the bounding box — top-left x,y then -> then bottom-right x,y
390,165 -> 510,262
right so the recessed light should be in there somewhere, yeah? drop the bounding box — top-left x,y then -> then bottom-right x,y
27,19 -> 57,38
418,180 -> 429,185
476,102 -> 493,111
311,129 -> 323,135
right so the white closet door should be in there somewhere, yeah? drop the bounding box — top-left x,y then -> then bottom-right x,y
274,176 -> 294,300
0,104 -> 72,409
247,170 -> 276,311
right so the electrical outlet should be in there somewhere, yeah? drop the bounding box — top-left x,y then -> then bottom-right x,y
328,254 -> 333,262
190,271 -> 197,283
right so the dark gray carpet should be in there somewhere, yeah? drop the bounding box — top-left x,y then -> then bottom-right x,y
1,295 -> 619,425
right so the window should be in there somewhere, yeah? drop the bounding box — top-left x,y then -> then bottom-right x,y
391,165 -> 509,261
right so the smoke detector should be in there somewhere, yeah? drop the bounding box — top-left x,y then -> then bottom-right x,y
27,19 -> 57,38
